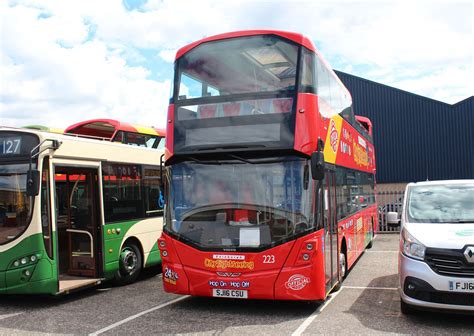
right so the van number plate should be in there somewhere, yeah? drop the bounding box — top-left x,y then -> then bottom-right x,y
212,289 -> 248,299
449,280 -> 474,292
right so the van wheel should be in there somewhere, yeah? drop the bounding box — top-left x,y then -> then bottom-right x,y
114,242 -> 142,285
400,300 -> 416,315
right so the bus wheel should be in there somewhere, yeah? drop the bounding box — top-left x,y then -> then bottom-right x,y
115,242 -> 142,285
339,251 -> 347,279
367,222 -> 374,249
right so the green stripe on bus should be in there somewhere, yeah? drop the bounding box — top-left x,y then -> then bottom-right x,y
103,219 -> 162,279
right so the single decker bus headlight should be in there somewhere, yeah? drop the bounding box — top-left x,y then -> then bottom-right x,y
401,228 -> 426,261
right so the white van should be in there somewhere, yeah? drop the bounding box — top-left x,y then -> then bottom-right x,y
391,180 -> 474,314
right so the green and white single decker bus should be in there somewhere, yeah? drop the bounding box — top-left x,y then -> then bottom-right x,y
0,126 -> 164,294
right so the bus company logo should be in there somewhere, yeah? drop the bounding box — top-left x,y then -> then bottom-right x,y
285,274 -> 310,291
164,266 -> 179,285
329,120 -> 338,153
205,258 -> 254,270
212,254 -> 245,260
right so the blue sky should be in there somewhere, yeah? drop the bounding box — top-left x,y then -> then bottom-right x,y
0,0 -> 472,129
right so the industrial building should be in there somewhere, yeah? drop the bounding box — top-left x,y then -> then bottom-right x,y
336,71 -> 473,185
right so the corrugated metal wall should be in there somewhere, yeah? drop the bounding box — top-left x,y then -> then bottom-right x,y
335,71 -> 474,183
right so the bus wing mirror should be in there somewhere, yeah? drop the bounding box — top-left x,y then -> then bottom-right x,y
160,154 -> 165,190
310,151 -> 325,180
51,140 -> 61,149
26,170 -> 40,197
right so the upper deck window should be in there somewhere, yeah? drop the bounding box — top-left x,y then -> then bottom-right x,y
176,35 -> 298,101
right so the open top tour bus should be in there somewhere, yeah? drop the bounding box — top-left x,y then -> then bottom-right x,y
64,118 -> 166,149
0,124 -> 165,294
160,30 -> 377,301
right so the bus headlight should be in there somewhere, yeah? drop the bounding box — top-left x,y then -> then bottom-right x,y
10,254 -> 41,269
402,228 -> 425,261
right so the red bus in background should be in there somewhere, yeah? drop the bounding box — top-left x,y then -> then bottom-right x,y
64,119 -> 166,149
159,30 -> 377,301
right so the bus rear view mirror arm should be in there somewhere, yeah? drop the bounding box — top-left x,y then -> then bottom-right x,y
26,139 -> 62,196
310,151 -> 325,180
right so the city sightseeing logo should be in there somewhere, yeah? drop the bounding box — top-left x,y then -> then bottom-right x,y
329,119 -> 338,153
204,258 -> 254,270
285,274 -> 310,291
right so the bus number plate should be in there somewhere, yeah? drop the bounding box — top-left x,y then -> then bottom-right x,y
212,289 -> 248,299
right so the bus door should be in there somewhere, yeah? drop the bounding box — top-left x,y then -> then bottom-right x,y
53,165 -> 102,292
324,169 -> 338,292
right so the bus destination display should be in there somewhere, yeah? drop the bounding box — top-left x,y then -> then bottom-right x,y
1,137 -> 22,156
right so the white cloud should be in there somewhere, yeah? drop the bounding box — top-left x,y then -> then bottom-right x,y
0,1 -> 170,129
0,0 -> 472,129
158,49 -> 177,63
389,65 -> 474,104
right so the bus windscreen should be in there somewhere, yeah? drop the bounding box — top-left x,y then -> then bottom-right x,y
176,35 -> 298,100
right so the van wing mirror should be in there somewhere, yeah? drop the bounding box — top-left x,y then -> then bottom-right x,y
310,151 -> 325,180
26,170 -> 40,197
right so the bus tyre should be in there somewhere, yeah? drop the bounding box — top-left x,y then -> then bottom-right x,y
367,239 -> 373,249
367,223 -> 374,249
339,252 -> 347,279
400,300 -> 416,315
115,242 -> 142,285
367,231 -> 374,249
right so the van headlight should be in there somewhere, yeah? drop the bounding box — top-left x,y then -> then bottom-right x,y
401,228 -> 426,261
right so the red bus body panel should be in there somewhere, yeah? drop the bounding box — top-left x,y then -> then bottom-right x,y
160,230 -> 327,301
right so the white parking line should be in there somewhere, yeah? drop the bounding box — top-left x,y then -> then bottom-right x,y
0,312 -> 24,320
366,251 -> 398,253
291,289 -> 342,336
343,286 -> 398,290
89,296 -> 189,335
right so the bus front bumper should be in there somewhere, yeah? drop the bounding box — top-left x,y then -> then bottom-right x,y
0,258 -> 56,295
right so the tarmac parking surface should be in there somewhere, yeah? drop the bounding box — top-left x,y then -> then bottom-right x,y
1,234 -> 473,335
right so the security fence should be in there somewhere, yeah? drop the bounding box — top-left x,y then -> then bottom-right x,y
377,190 -> 404,232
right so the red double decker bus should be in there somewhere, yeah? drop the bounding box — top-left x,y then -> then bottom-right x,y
159,30 -> 377,301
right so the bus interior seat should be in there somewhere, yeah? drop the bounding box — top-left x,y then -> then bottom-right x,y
223,103 -> 241,116
197,105 -> 217,118
272,98 -> 293,113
